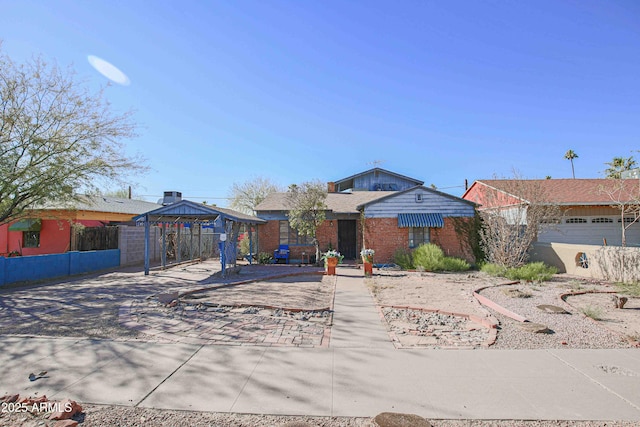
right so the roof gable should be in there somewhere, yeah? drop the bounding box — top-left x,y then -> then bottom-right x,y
463,179 -> 640,206
255,191 -> 396,214
334,168 -> 423,192
135,200 -> 265,224
359,185 -> 477,209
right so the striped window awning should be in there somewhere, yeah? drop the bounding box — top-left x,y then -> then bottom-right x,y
397,213 -> 444,228
8,218 -> 42,232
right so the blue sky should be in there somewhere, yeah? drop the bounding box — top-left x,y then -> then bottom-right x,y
3,0 -> 639,204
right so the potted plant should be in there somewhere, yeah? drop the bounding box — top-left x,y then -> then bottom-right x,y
321,249 -> 343,275
360,248 -> 375,277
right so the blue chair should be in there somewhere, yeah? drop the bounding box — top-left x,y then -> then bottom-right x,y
273,244 -> 290,264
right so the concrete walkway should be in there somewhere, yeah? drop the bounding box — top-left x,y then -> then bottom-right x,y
1,267 -> 640,420
329,267 -> 394,349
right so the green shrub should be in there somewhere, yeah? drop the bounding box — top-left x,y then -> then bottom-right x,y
257,252 -> 273,264
482,262 -> 556,282
614,282 -> 640,297
411,243 -> 470,272
505,262 -> 557,282
440,257 -> 470,272
481,263 -> 508,277
413,243 -> 445,271
580,305 -> 603,320
239,235 -> 250,256
393,248 -> 414,270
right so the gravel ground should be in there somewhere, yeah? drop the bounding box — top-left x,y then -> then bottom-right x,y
2,265 -> 639,426
478,280 -> 632,349
1,404 -> 638,427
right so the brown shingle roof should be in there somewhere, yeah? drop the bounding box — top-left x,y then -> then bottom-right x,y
255,191 -> 397,214
475,179 -> 640,205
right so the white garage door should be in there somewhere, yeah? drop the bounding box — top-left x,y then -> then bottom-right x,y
538,216 -> 640,246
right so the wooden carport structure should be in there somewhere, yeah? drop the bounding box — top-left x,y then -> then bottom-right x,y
134,200 -> 265,275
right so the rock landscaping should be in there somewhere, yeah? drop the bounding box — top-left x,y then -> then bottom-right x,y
2,262 -> 639,427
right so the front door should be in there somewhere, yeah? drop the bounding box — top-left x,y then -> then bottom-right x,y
338,220 -> 357,259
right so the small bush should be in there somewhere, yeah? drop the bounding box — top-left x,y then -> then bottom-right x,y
239,235 -> 250,256
257,252 -> 273,264
413,243 -> 445,271
580,305 -> 603,320
481,263 -> 508,277
614,282 -> 640,297
482,262 -> 556,282
440,256 -> 470,272
412,243 -> 470,272
393,248 -> 414,270
505,262 -> 557,282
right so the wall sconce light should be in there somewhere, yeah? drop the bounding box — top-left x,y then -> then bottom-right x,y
330,220 -> 334,227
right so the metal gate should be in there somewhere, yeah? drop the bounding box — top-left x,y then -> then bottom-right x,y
338,220 -> 357,259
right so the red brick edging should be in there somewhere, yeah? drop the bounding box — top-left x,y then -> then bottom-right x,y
473,282 -> 528,323
560,290 -> 640,347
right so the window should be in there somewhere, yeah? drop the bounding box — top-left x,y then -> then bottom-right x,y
279,221 -> 312,245
592,218 -> 613,223
565,218 -> 587,224
409,227 -> 430,248
618,217 -> 638,224
23,231 -> 40,248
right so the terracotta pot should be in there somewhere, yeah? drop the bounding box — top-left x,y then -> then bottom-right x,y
326,257 -> 339,267
363,261 -> 373,276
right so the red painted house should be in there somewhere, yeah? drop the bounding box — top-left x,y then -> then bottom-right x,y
1,196 -> 160,257
255,168 -> 477,263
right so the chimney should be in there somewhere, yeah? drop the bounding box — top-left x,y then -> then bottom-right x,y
162,191 -> 182,205
327,182 -> 336,193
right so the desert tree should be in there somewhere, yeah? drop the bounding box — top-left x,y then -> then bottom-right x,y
598,179 -> 640,247
228,176 -> 283,215
477,175 -> 562,268
604,156 -> 637,179
564,149 -> 578,179
0,49 -> 145,225
286,180 -> 327,265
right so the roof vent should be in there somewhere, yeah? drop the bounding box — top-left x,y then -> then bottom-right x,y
162,191 -> 182,205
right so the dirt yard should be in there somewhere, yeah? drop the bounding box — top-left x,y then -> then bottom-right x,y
368,269 -> 639,349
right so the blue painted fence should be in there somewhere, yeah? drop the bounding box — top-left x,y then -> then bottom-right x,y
0,250 -> 120,286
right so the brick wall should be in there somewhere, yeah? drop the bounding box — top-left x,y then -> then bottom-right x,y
363,217 -> 408,263
258,221 -> 280,254
258,219 -> 339,262
430,217 -> 474,262
258,215 -> 477,264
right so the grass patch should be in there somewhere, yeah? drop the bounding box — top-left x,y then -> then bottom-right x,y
614,282 -> 640,297
501,288 -> 533,298
580,305 -> 604,321
481,262 -> 557,282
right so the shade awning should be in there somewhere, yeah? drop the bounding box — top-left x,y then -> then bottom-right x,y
397,213 -> 444,228
8,218 -> 42,232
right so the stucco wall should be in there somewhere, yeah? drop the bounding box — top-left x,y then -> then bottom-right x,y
530,242 -> 640,283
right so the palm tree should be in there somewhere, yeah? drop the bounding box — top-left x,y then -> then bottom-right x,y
564,150 -> 578,179
604,156 -> 637,179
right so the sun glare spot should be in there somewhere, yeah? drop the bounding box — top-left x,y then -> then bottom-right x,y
87,55 -> 130,86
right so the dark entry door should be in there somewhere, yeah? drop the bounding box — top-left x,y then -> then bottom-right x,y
338,220 -> 357,259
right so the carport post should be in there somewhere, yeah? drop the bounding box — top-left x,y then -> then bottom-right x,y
161,223 -> 167,268
198,223 -> 203,260
176,222 -> 181,263
249,226 -> 253,265
144,215 -> 150,275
